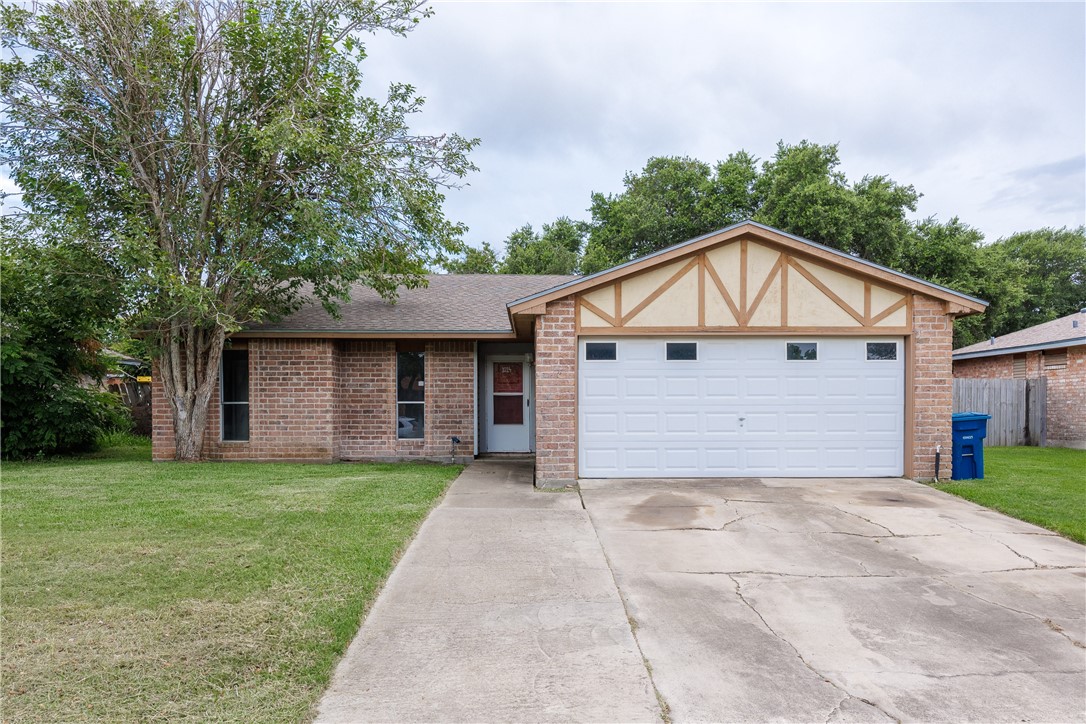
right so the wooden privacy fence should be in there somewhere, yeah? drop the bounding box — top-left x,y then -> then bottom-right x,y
952,378 -> 1047,447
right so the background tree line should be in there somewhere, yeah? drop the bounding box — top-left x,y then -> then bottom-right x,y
446,141 -> 1086,348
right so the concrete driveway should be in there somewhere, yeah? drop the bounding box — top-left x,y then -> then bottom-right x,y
317,461 -> 1085,723
581,476 -> 1086,723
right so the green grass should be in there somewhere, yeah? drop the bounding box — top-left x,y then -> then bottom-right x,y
1,438 -> 461,722
932,446 -> 1086,543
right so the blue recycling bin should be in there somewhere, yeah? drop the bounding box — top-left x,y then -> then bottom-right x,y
951,412 -> 991,480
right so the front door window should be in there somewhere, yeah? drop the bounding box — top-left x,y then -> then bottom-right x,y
492,362 -> 523,425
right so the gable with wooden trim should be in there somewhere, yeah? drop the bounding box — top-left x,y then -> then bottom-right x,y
509,222 -> 985,333
577,237 -> 911,334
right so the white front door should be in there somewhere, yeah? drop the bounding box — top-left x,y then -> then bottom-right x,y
578,337 -> 905,477
485,356 -> 532,452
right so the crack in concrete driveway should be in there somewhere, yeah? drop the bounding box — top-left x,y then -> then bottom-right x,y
580,475 -> 1086,723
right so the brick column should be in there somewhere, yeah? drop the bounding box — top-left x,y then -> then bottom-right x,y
534,299 -> 577,487
911,295 -> 954,479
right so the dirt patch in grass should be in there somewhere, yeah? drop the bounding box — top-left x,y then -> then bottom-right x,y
1,441 -> 460,722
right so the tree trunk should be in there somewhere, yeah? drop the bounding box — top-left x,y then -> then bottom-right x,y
159,325 -> 226,461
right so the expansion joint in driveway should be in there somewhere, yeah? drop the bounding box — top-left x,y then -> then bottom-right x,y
725,573 -> 901,724
579,486 -> 672,723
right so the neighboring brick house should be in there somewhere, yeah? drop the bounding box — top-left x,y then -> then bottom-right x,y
153,221 -> 987,483
953,311 -> 1086,449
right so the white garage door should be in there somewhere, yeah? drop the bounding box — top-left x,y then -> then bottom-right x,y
578,337 -> 904,478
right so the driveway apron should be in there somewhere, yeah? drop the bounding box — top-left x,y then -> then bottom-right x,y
314,459 -> 660,723
581,476 -> 1086,723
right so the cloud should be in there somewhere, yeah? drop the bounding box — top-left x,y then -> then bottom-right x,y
360,1 -> 1085,249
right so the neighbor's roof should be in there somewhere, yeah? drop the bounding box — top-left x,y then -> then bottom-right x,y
953,310 -> 1086,360
238,275 -> 577,337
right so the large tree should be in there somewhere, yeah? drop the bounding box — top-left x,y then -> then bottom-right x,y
580,142 -> 919,273
2,0 -> 476,459
983,227 -> 1086,336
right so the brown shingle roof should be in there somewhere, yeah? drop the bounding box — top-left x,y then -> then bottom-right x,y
242,275 -> 577,335
954,310 -> 1086,358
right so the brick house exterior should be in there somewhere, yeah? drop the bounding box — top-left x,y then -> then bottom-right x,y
953,311 -> 1086,449
152,222 -> 986,483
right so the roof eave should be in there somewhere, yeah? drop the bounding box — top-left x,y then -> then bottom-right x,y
230,329 -> 518,340
953,337 -> 1086,361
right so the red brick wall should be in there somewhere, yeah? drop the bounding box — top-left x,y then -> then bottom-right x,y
335,340 -> 474,461
955,346 -> 1085,449
533,300 -> 577,486
1044,346 -> 1085,448
911,295 -> 955,480
153,338 -> 475,462
953,355 -> 1013,379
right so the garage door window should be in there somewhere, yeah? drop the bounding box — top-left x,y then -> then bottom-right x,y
585,342 -> 617,361
786,342 -> 818,361
866,342 -> 898,361
666,342 -> 697,361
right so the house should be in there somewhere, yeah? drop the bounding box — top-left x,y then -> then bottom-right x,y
953,311 -> 1086,449
152,221 -> 987,483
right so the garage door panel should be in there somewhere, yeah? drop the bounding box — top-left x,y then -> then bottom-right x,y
705,376 -> 740,399
665,377 -> 699,398
745,377 -> 781,398
624,376 -> 659,398
624,448 -> 659,471
784,376 -> 820,398
583,376 -> 619,400
578,337 -> 903,478
624,412 -> 658,434
664,412 -> 699,434
583,412 -> 619,435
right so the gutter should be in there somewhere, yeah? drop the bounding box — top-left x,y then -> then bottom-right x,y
953,337 -> 1086,361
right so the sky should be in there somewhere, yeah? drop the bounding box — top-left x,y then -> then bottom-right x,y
356,0 -> 1086,253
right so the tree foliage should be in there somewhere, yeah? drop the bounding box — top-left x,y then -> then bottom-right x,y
581,143 -> 918,274
501,217 -> 584,275
983,228 -> 1086,335
1,220 -> 131,459
1,0 -> 477,459
443,241 -> 499,274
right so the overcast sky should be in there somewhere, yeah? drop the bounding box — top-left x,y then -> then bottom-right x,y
359,1 -> 1086,253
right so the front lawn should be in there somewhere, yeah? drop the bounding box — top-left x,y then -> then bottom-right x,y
1,437 -> 460,722
932,446 -> 1086,543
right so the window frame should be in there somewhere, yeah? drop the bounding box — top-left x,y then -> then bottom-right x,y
396,349 -> 426,440
865,341 -> 899,362
584,341 -> 617,361
220,349 -> 250,442
785,341 -> 819,362
665,341 -> 698,362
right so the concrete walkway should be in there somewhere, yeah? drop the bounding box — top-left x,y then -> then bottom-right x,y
314,459 -> 661,723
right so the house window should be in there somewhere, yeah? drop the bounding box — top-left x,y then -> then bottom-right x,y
585,342 -> 617,361
666,342 -> 698,361
397,350 -> 425,439
1044,350 -> 1067,370
221,350 -> 249,441
1012,354 -> 1026,379
786,342 -> 818,361
866,342 -> 898,361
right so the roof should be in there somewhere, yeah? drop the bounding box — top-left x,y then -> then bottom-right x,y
953,310 -> 1086,360
508,221 -> 988,314
238,274 -> 577,337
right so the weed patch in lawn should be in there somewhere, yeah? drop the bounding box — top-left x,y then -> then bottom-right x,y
931,446 -> 1085,543
1,439 -> 460,722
